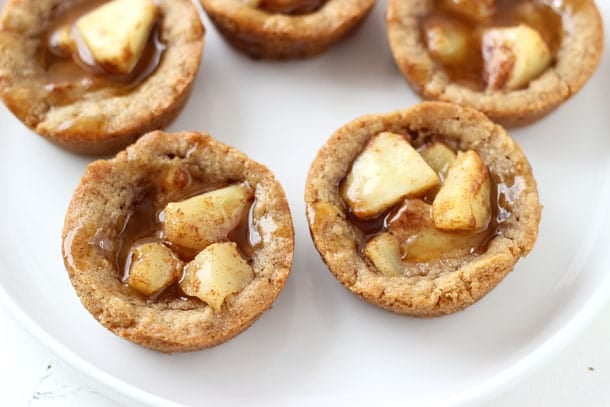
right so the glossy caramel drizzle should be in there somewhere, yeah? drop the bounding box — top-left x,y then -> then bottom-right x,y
421,0 -> 563,90
116,174 -> 258,301
40,0 -> 165,105
342,136 -> 521,265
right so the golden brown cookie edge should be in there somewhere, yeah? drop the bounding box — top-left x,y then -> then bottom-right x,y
200,0 -> 375,59
304,101 -> 541,317
385,0 -> 604,127
0,0 -> 205,155
62,130 -> 295,352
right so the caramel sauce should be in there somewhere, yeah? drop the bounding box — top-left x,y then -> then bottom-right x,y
347,209 -> 392,253
117,197 -> 163,284
116,172 -> 258,301
257,0 -> 327,15
342,135 -> 521,269
421,0 -> 563,90
39,0 -> 165,106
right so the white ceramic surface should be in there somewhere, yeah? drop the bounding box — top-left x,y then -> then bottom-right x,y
1,1 -> 609,406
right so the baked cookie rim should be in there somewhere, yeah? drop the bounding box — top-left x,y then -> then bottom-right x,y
201,0 -> 376,36
62,130 -> 295,352
0,0 -> 205,152
386,0 -> 604,126
199,0 -> 376,58
304,102 -> 542,316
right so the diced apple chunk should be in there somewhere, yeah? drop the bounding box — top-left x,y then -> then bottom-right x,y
440,0 -> 495,22
163,183 -> 254,252
432,151 -> 491,231
512,3 -> 561,50
126,242 -> 183,296
423,18 -> 470,65
341,132 -> 440,219
420,142 -> 457,179
48,25 -> 75,57
364,233 -> 404,276
387,199 -> 488,262
76,0 -> 158,75
180,242 -> 254,312
482,24 -> 552,91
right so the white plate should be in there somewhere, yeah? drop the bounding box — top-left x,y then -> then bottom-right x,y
1,1 -> 609,405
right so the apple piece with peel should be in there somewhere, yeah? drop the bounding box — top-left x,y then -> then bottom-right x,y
180,242 -> 254,312
432,151 -> 491,231
440,0 -> 495,23
163,183 -> 254,252
387,199 -> 488,263
419,142 -> 457,180
341,132 -> 440,219
364,233 -> 404,276
423,17 -> 470,66
126,242 -> 183,296
76,0 -> 158,75
482,24 -> 552,91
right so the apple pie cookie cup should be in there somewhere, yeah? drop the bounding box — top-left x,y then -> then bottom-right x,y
386,0 -> 603,127
305,102 -> 541,316
62,131 -> 294,352
199,0 -> 375,59
0,0 -> 204,155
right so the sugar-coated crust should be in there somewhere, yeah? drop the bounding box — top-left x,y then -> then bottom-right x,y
305,102 -> 541,316
386,0 -> 604,127
200,0 -> 375,59
62,131 -> 294,352
0,0 -> 204,155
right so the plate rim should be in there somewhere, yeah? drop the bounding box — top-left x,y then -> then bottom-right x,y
2,0 -> 610,403
2,248 -> 610,406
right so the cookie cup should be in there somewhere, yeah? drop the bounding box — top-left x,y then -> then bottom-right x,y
0,0 -> 204,154
386,0 -> 603,127
200,0 -> 375,59
305,102 -> 541,316
62,131 -> 294,352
